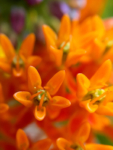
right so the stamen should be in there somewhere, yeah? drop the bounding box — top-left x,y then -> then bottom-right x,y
30,91 -> 42,100
39,94 -> 44,108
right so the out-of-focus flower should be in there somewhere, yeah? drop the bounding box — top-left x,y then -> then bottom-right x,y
14,66 -> 71,120
10,7 -> 26,34
76,60 -> 113,115
0,34 -> 41,77
16,129 -> 51,150
25,0 -> 42,6
0,103 -> 9,114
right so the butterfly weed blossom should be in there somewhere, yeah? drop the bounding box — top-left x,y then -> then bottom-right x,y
1,9 -> 113,150
13,66 -> 71,120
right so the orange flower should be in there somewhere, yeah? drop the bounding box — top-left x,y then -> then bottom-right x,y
0,103 -> 9,114
76,59 -> 113,114
43,15 -> 86,67
14,66 -> 71,120
0,34 -> 41,77
16,129 -> 51,150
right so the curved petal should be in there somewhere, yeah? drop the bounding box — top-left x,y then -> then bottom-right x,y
77,122 -> 90,143
42,25 -> 57,49
76,73 -> 90,99
0,34 -> 15,59
56,138 -> 72,150
28,66 -> 42,93
65,49 -> 86,67
46,70 -> 65,95
16,129 -> 29,150
31,139 -> 51,150
34,106 -> 46,121
19,34 -> 35,57
13,91 -> 33,107
27,56 -> 42,67
0,103 -> 9,113
96,102 -> 113,116
0,58 -> 11,73
85,144 -> 113,150
51,96 -> 71,108
58,15 -> 71,46
90,60 -> 112,87
79,100 -> 98,113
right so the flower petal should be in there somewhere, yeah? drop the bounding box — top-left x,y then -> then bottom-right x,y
46,70 -> 65,95
16,129 -> 29,150
13,91 -> 33,107
58,15 -> 71,46
34,106 -> 46,121
56,138 -> 72,150
27,56 -> 42,67
51,96 -> 71,108
0,34 -> 15,59
31,139 -> 51,150
42,25 -> 57,49
0,103 -> 9,113
0,58 -> 11,73
76,73 -> 90,99
65,49 -> 86,67
85,144 -> 113,150
19,34 -> 35,57
28,66 -> 42,93
77,122 -> 90,143
90,60 -> 112,87
96,102 -> 113,116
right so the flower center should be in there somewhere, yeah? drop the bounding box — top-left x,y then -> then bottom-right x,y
33,89 -> 49,106
70,144 -> 83,150
12,55 -> 24,68
83,89 -> 106,105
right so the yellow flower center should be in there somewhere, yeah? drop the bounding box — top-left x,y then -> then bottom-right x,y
33,89 -> 49,106
12,56 -> 24,68
83,89 -> 106,105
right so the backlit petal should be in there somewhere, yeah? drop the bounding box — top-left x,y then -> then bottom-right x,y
85,144 -> 113,150
0,34 -> 15,59
34,106 -> 46,121
51,96 -> 71,108
27,56 -> 42,67
31,139 -> 51,150
13,91 -> 33,107
56,138 -> 72,150
46,70 -> 65,95
58,15 -> 71,46
76,73 -> 90,99
19,34 -> 35,57
90,60 -> 112,87
28,66 -> 42,93
16,129 -> 29,150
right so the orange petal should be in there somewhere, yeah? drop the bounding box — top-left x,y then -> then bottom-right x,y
19,34 -> 35,57
51,96 -> 71,108
34,106 -> 46,121
85,144 -> 113,150
46,70 -> 65,95
27,56 -> 42,67
76,73 -> 90,99
58,15 -> 71,46
0,103 -> 9,113
0,58 -> 11,73
96,102 -> 113,116
12,68 -> 24,77
13,91 -> 33,107
49,46 -> 63,67
65,49 -> 86,67
56,138 -> 72,150
16,129 -> 29,150
0,34 -> 15,59
31,139 -> 51,150
77,122 -> 90,143
42,25 -> 57,49
79,100 -> 98,113
90,60 -> 112,87
28,66 -> 42,93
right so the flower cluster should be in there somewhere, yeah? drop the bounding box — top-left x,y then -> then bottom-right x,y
1,13 -> 113,150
